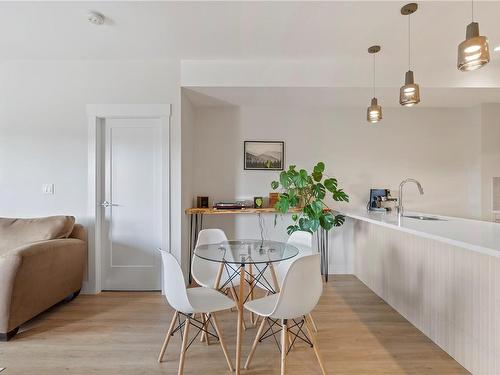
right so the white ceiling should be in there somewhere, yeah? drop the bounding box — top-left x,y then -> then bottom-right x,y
1,1 -> 499,61
1,1 -> 499,105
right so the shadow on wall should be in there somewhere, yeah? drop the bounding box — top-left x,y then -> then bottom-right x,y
192,105 -> 242,238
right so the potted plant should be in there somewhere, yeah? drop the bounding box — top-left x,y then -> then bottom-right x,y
271,162 -> 349,234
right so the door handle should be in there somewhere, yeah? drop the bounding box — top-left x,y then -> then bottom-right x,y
100,201 -> 119,208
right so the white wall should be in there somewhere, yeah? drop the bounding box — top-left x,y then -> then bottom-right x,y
481,104 -> 500,221
180,90 -> 196,275
0,58 -> 494,283
0,59 -> 183,291
192,105 -> 482,217
188,104 -> 483,272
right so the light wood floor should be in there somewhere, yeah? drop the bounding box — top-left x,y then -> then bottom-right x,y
0,276 -> 468,375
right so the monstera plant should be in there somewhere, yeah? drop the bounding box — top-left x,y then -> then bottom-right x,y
271,162 -> 349,235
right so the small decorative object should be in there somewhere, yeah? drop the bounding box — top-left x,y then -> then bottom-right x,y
196,196 -> 209,208
270,162 -> 349,234
244,141 -> 284,170
254,197 -> 263,208
237,200 -> 254,209
269,192 -> 279,208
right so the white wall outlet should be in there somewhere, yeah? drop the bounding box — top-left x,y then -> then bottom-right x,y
42,184 -> 54,195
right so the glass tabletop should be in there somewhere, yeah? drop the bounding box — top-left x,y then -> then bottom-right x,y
194,239 -> 299,265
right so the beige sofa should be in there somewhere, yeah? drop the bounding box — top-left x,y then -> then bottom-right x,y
0,216 -> 86,341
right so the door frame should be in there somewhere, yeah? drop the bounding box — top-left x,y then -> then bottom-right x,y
86,104 -> 171,294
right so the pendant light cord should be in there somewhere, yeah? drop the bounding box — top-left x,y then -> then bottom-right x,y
471,0 -> 474,22
373,54 -> 376,98
408,14 -> 411,71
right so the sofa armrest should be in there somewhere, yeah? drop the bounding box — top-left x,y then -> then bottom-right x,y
0,253 -> 22,333
69,224 -> 86,242
0,239 -> 86,333
8,238 -> 85,259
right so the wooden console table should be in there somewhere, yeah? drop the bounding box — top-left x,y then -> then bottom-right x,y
185,207 -> 330,283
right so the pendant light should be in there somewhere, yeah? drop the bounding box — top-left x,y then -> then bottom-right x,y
457,0 -> 490,71
400,3 -> 420,107
367,45 -> 382,123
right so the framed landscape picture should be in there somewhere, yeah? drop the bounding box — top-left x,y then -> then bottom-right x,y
244,141 -> 284,170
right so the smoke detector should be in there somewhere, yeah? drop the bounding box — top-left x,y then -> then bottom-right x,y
88,11 -> 105,25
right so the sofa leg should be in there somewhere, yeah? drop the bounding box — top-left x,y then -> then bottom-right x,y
0,326 -> 19,342
63,289 -> 81,303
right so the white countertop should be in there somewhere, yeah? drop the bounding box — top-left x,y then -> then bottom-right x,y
338,209 -> 500,258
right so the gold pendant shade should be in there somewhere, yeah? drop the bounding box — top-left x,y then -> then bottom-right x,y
367,98 -> 382,123
399,70 -> 420,106
457,22 -> 490,72
366,45 -> 382,124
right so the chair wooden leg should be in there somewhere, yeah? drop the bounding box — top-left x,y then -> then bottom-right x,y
249,264 -> 255,325
178,315 -> 191,375
287,320 -> 293,349
211,312 -> 234,372
200,314 -> 206,342
269,263 -> 281,293
204,313 -> 210,345
244,316 -> 267,369
214,262 -> 224,289
308,313 -> 319,332
200,313 -> 209,344
226,288 -> 236,312
235,266 -> 245,375
253,314 -> 261,326
304,316 -> 327,375
281,319 -> 288,375
230,285 -> 247,330
158,311 -> 179,363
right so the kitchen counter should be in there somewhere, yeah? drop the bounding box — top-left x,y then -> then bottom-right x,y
343,208 -> 500,373
338,209 -> 500,258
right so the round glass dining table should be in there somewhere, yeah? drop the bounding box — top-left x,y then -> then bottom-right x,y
195,239 -> 299,264
194,239 -> 299,375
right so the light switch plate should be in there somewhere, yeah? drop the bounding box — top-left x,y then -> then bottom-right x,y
42,184 -> 54,195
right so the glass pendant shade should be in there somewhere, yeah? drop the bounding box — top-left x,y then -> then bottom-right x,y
399,70 -> 420,106
400,3 -> 420,107
457,22 -> 490,71
366,98 -> 382,123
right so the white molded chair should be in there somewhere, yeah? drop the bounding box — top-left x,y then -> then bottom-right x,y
192,229 -> 247,330
252,231 -> 313,291
157,249 -> 235,375
276,231 -> 313,284
244,254 -> 327,375
192,229 -> 240,289
251,231 -> 319,331
281,231 -> 319,332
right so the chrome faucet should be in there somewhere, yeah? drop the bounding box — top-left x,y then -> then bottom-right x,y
397,178 -> 424,218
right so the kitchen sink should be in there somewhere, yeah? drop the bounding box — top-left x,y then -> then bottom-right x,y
403,215 -> 445,221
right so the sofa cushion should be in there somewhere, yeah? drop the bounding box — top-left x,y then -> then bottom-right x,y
0,216 -> 75,254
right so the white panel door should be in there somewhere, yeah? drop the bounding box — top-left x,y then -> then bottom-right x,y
102,118 -> 162,290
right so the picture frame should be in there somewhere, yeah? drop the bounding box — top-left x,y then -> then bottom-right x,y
244,141 -> 285,171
